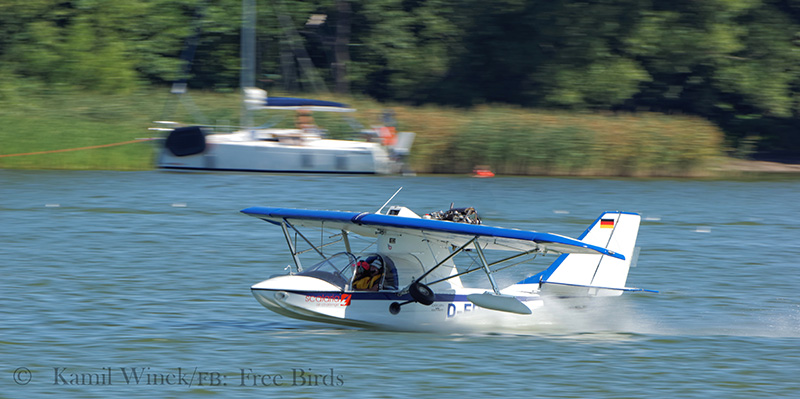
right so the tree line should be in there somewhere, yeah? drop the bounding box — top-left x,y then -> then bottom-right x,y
2,0 -> 798,157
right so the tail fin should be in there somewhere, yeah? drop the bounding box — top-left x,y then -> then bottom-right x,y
519,212 -> 641,296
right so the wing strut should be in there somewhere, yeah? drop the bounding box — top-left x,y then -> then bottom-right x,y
468,240 -> 533,315
283,218 -> 325,259
341,230 -> 351,253
473,241 -> 500,295
295,235 -> 343,255
391,236 -> 478,315
281,221 -> 303,273
281,218 -> 330,273
427,250 -> 538,286
413,236 -> 478,286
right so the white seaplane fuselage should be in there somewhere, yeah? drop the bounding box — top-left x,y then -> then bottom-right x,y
251,233 -> 506,330
252,279 -> 545,331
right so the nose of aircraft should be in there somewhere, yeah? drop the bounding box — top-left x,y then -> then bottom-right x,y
251,288 -> 281,307
251,274 -> 344,292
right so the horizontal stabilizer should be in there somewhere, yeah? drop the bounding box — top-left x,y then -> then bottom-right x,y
467,292 -> 532,315
541,281 -> 658,294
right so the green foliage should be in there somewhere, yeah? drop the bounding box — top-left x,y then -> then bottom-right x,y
0,0 -> 196,92
348,0 -> 462,100
538,57 -> 651,108
1,0 -> 798,156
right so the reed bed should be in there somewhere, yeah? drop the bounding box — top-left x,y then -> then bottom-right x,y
387,105 -> 723,177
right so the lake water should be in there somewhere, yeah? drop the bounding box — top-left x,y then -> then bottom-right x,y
2,170 -> 799,398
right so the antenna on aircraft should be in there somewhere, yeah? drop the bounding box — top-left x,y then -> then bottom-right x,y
376,187 -> 403,214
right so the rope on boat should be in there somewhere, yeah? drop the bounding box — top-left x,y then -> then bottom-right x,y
0,138 -> 155,158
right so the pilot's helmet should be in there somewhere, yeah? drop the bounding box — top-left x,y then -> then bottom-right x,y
365,255 -> 382,268
357,261 -> 371,270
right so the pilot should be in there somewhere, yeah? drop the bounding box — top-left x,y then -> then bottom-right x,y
352,257 -> 382,291
377,109 -> 397,146
295,109 -> 317,132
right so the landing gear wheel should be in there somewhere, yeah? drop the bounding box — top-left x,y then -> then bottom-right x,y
389,302 -> 402,315
409,282 -> 435,306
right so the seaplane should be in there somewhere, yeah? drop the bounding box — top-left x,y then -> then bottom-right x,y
243,193 -> 654,331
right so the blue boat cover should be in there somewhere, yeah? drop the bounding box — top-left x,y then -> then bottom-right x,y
263,97 -> 350,109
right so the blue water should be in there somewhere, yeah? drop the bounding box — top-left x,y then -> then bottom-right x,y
2,170 -> 799,398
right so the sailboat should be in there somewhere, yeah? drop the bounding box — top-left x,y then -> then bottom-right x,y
154,1 -> 414,174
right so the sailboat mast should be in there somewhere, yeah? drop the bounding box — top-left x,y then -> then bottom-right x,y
240,0 -> 256,128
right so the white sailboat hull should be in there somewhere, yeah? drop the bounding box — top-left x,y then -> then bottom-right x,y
158,130 -> 397,174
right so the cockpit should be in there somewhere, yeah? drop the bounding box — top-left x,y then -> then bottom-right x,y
295,252 -> 398,292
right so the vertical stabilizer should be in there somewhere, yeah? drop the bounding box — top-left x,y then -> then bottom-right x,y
519,212 -> 641,296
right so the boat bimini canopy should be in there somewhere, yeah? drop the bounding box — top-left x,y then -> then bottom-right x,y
244,88 -> 355,112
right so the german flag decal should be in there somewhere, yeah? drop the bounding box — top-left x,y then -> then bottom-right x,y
600,218 -> 615,228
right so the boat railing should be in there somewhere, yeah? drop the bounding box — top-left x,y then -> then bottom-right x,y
149,120 -> 241,134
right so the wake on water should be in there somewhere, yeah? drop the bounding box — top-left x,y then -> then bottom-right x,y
212,295 -> 799,340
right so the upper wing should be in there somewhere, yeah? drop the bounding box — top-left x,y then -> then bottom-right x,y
240,206 -> 624,260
